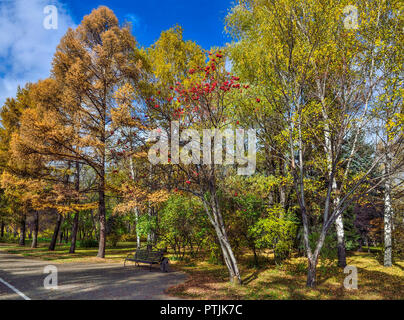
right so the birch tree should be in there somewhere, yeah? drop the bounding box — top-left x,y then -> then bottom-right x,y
226,0 -> 403,286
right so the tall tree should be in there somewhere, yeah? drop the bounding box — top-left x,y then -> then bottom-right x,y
14,7 -> 142,258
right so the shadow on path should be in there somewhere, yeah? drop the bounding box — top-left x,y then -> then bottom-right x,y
0,252 -> 187,300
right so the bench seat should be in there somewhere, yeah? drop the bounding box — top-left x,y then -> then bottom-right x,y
124,249 -> 168,272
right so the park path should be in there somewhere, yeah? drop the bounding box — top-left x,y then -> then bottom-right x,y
0,251 -> 186,300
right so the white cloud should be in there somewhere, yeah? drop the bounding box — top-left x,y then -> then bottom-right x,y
0,0 -> 75,107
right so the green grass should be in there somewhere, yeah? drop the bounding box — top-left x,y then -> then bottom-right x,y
0,241 -> 138,263
166,251 -> 404,300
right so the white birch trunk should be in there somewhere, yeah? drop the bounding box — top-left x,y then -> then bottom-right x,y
383,150 -> 393,267
129,157 -> 141,249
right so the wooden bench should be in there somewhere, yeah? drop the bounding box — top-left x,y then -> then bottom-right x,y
124,249 -> 169,272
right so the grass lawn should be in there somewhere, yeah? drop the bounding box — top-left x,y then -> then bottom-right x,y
1,242 -> 402,300
0,241 -> 136,263
167,252 -> 404,300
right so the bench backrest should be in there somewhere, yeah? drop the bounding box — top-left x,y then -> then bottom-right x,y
134,250 -> 163,262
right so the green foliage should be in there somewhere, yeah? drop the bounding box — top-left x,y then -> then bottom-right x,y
78,239 -> 98,248
226,193 -> 266,263
308,231 -> 338,263
106,215 -> 126,247
251,205 -> 298,263
120,234 -> 139,242
0,234 -> 19,243
136,213 -> 157,240
343,207 -> 362,251
158,195 -> 209,260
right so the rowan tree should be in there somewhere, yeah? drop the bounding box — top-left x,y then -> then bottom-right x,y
145,49 -> 254,284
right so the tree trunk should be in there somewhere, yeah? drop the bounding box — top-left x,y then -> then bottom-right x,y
307,257 -> 318,288
69,161 -> 80,254
49,212 -> 62,251
217,227 -> 241,284
320,90 -> 347,268
69,212 -> 79,253
90,209 -> 98,241
31,211 -> 39,248
203,195 -> 241,285
97,172 -> 106,258
335,214 -> 347,267
130,158 -> 141,249
19,214 -> 26,246
135,207 -> 140,249
366,236 -> 370,253
383,151 -> 393,267
252,245 -> 259,266
146,163 -> 156,250
147,206 -> 157,249
358,235 -> 363,252
0,220 -> 4,238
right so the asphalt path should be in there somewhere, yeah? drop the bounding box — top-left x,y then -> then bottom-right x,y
0,251 -> 186,300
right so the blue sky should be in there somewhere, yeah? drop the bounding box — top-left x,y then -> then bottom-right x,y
0,0 -> 234,107
66,0 -> 233,48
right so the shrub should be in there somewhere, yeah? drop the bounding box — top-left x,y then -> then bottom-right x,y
120,234 -> 138,242
78,239 -> 98,248
106,215 -> 125,248
158,195 -> 209,260
107,234 -> 121,247
0,234 -> 18,243
252,205 -> 298,264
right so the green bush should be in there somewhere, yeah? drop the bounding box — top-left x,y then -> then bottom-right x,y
252,205 -> 298,263
106,215 -> 125,248
107,234 -> 121,247
308,231 -> 338,264
78,239 -> 98,248
158,195 -> 209,260
0,235 -> 18,243
120,234 -> 139,242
